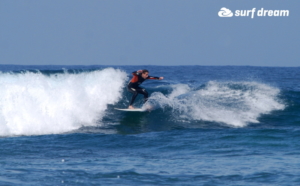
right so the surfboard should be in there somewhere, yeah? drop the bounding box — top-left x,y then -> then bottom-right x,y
115,108 -> 147,112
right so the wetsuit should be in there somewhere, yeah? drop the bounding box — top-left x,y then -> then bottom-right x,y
127,71 -> 159,106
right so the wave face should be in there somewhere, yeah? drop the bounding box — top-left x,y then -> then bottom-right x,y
0,65 -> 290,136
146,81 -> 285,127
0,68 -> 127,136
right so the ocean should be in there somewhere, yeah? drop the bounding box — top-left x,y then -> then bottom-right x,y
0,65 -> 299,185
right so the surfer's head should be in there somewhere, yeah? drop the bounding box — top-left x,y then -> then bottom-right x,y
141,69 -> 149,79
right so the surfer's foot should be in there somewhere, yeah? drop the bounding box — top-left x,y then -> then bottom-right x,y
128,105 -> 135,109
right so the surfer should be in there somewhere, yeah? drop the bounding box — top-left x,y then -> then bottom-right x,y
127,69 -> 163,109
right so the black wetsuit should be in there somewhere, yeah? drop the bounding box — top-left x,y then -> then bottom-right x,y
127,71 -> 159,106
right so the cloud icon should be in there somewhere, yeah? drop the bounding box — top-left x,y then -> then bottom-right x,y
218,7 -> 233,17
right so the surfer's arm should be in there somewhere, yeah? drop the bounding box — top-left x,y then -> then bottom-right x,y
147,76 -> 163,80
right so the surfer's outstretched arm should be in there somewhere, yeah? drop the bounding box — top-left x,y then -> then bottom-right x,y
147,76 -> 164,80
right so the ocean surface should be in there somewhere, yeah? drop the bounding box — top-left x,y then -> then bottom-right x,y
0,65 -> 299,185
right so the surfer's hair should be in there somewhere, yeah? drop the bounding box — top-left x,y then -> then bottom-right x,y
142,69 -> 149,74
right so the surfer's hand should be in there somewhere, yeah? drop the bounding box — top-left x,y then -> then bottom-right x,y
159,77 -> 164,80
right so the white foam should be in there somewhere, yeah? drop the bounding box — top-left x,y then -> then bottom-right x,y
147,81 -> 285,127
0,68 -> 127,136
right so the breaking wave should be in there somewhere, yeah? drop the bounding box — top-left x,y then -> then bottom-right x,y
146,81 -> 285,127
0,68 -> 127,136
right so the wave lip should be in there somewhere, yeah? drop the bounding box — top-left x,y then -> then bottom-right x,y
0,68 -> 127,136
147,81 -> 285,127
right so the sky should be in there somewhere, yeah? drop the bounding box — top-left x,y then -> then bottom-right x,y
0,0 -> 299,66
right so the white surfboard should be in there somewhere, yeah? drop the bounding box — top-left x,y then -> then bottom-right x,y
115,108 -> 147,112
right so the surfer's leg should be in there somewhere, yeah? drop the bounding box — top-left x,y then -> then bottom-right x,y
136,88 -> 148,103
127,87 -> 138,107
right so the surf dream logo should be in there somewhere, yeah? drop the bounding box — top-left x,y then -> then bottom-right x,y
218,7 -> 289,19
218,7 -> 233,17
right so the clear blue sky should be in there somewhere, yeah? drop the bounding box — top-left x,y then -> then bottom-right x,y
0,0 -> 299,66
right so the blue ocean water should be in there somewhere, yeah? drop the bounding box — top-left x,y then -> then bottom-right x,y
0,65 -> 299,185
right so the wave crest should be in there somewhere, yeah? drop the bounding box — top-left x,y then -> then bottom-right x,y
147,81 -> 285,127
0,68 -> 127,136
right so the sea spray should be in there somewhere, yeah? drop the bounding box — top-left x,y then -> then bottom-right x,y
147,81 -> 285,127
0,68 -> 127,136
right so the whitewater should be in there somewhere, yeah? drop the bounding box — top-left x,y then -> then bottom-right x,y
0,68 -> 127,136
